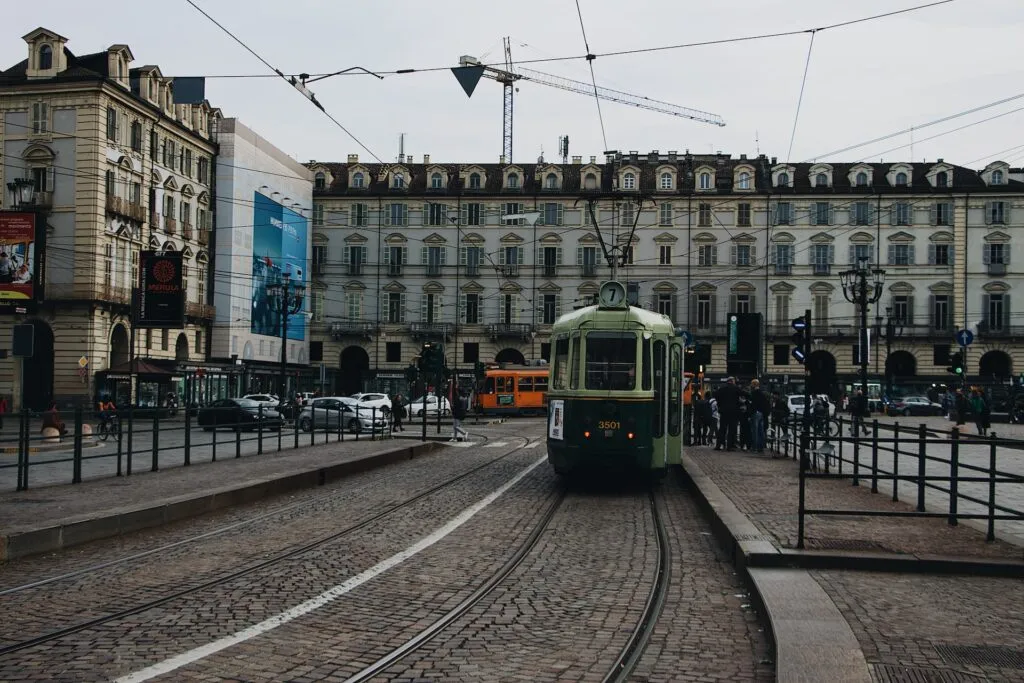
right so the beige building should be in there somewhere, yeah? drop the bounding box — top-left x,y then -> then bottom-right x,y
308,151 -> 1024,398
0,28 -> 217,410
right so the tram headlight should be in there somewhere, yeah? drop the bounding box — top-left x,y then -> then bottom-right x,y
583,430 -> 591,438
627,432 -> 635,440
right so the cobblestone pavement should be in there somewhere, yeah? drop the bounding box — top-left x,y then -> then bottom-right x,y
688,447 -> 1023,559
812,570 -> 1024,682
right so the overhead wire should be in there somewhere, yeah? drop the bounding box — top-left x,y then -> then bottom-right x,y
572,0 -> 608,153
785,30 -> 816,162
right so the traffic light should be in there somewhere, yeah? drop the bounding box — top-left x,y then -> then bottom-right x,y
474,361 -> 486,382
791,316 -> 809,364
404,364 -> 418,384
947,351 -> 964,376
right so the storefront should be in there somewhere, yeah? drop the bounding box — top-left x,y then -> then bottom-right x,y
97,359 -> 177,408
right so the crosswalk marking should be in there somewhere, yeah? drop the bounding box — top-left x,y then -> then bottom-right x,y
484,441 -> 508,448
522,442 -> 540,449
445,441 -> 473,448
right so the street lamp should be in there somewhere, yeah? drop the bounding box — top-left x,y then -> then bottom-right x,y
883,306 -> 905,401
266,272 -> 306,401
840,257 -> 885,397
6,178 -> 35,208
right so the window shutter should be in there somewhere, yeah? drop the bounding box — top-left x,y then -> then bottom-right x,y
848,245 -> 856,265
887,244 -> 896,265
420,294 -> 428,321
440,247 -> 447,265
557,204 -> 564,225
948,246 -> 955,266
828,245 -> 835,264
768,245 -> 776,265
399,293 -> 407,323
460,246 -> 468,266
710,294 -> 718,328
729,294 -> 740,312
929,204 -> 936,225
983,244 -> 991,264
828,205 -> 835,225
577,246 -> 584,265
460,204 -> 467,225
928,244 -> 936,265
928,295 -> 935,327
730,245 -> 737,265
383,246 -> 391,265
384,206 -> 392,227
342,245 -> 350,265
1004,295 -> 1012,330
459,293 -> 467,323
906,296 -> 915,325
359,246 -> 367,265
498,248 -> 506,265
770,206 -> 778,226
421,246 -> 428,265
1005,245 -> 1012,265
907,245 -> 915,265
984,201 -> 993,225
380,294 -> 388,322
1005,205 -> 1012,225
512,299 -> 520,323
749,246 -> 757,265
555,295 -> 562,319
711,246 -> 718,265
517,247 -> 524,265
537,246 -> 544,265
402,246 -> 408,265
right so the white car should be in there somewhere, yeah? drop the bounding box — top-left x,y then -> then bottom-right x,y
786,394 -> 837,418
350,392 -> 392,416
409,395 -> 452,417
297,397 -> 387,433
242,393 -> 279,407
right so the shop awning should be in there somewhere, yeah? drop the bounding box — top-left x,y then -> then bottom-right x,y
106,359 -> 175,376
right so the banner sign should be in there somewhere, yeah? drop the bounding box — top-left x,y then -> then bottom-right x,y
136,250 -> 185,328
0,211 -> 45,314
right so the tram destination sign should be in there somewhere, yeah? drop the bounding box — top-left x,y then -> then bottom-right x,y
136,250 -> 185,328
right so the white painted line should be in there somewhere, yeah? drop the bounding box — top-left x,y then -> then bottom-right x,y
522,442 -> 540,449
445,441 -> 473,448
484,441 -> 508,448
114,455 -> 547,683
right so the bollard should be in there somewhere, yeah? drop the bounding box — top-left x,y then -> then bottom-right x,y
212,419 -> 218,462
852,424 -> 861,487
184,405 -> 192,466
355,406 -> 360,441
16,409 -> 29,491
871,419 -> 879,493
917,423 -> 927,512
72,407 -> 84,484
126,405 -> 134,476
372,407 -> 377,441
235,412 -> 242,459
152,413 -> 160,472
837,414 -> 844,476
987,432 -> 997,542
310,404 -> 316,447
116,409 -> 124,476
277,405 -> 283,452
892,422 -> 900,502
293,411 -> 300,450
257,405 -> 264,455
949,427 -> 959,526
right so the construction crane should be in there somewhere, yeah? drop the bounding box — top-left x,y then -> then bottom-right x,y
453,37 -> 725,163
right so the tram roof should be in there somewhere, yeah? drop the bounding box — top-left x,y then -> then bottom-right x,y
551,304 -> 675,333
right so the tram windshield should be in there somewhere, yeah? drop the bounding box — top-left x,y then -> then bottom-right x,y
585,331 -> 637,390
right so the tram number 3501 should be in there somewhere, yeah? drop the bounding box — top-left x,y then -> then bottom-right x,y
597,420 -> 621,430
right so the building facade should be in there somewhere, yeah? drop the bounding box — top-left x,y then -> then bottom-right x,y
0,28 -> 217,409
309,151 -> 1024,397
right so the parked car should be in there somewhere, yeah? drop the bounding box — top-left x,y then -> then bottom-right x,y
197,398 -> 283,431
888,395 -> 944,416
409,395 -> 452,417
786,394 -> 837,418
296,397 -> 388,434
242,393 -> 279,407
350,392 -> 392,415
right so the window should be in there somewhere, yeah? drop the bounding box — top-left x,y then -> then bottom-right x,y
469,172 -> 481,189
660,172 -> 673,190
312,204 -> 323,227
585,331 -> 636,390
105,170 -> 115,198
503,202 -> 524,225
856,172 -> 868,187
312,245 -> 327,273
934,202 -> 952,226
39,44 -> 52,70
895,172 -> 908,186
851,243 -> 872,265
31,167 -> 51,193
546,173 -> 559,189
698,244 -> 717,266
392,173 -> 405,188
463,203 -> 482,225
351,203 -> 368,226
814,294 -> 830,329
894,202 -> 911,225
163,139 -> 175,167
698,202 -> 711,227
541,202 -> 562,226
936,171 -> 948,188
621,244 -> 634,265
426,203 -> 446,226
734,244 -> 752,267
619,203 -> 635,227
552,337 -> 570,390
314,172 -> 325,190
738,172 -> 750,190
385,342 -> 401,363
932,295 -> 950,330
777,172 -> 789,187
346,245 -> 365,275
463,246 -> 482,275
181,201 -> 192,226
987,294 -> 1005,331
130,182 -> 141,205
696,294 -> 713,328
150,131 -> 158,159
429,172 -> 444,189
984,242 -> 1008,265
344,291 -> 361,320
387,203 -> 408,226
387,292 -> 405,323
992,170 -> 1005,185
184,149 -> 192,177
460,342 -> 479,364
774,244 -> 793,273
930,243 -> 951,266
541,245 -> 559,274
499,293 -> 516,323
542,294 -> 560,324
811,244 -> 832,273
775,202 -> 792,225
773,344 -> 790,366
659,244 -> 672,266
737,203 -> 751,227
888,243 -> 912,266
584,173 -> 598,190
659,203 -> 673,226
463,293 -> 480,324
815,173 -> 828,187
987,201 -> 1006,225
657,293 -> 674,317
507,173 -> 519,189
580,246 -> 597,275
425,245 -> 444,274
106,107 -> 118,142
197,158 -> 209,184
502,246 -> 520,275
352,172 -> 364,188
733,294 -> 751,314
892,295 -> 910,323
31,102 -> 48,134
197,260 -> 206,303
814,202 -> 831,226
698,172 -> 711,190
854,201 -> 871,225
622,172 -> 636,190
387,245 -> 405,275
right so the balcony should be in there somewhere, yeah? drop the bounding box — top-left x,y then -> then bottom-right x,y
580,264 -> 598,278
164,216 -> 177,235
773,265 -> 792,276
31,191 -> 52,209
812,264 -> 831,276
542,265 -> 558,278
182,222 -> 194,240
347,264 -> 364,276
500,264 -> 520,278
409,322 -> 454,341
48,283 -> 132,305
488,323 -> 534,341
464,266 -> 481,278
185,302 -> 215,319
330,322 -> 375,340
313,261 -> 326,276
198,228 -> 209,246
988,263 -> 1008,276
976,323 -> 1024,338
106,195 -> 145,222
388,264 -> 404,277
425,265 -> 443,277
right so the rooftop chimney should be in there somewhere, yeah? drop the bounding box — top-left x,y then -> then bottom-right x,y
771,156 -> 778,166
937,158 -> 944,163
668,150 -> 677,162
591,156 -> 597,164
500,154 -> 506,164
423,154 -> 430,164
572,155 -> 582,165
347,154 -> 358,163
650,150 -> 659,161
406,155 -> 413,164
740,154 -> 747,160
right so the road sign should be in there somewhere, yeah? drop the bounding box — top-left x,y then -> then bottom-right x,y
955,329 -> 974,347
791,347 -> 806,363
792,317 -> 807,331
78,367 -> 88,378
680,330 -> 693,347
78,355 -> 89,368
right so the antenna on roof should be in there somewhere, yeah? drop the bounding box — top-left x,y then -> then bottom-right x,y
559,135 -> 569,164
755,130 -> 760,156
538,145 -> 544,163
397,133 -> 405,162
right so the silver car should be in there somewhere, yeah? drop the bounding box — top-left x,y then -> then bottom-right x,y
297,397 -> 387,434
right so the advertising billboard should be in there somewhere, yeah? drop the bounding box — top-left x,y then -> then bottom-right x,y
137,250 -> 185,328
0,211 -> 45,314
251,192 -> 307,341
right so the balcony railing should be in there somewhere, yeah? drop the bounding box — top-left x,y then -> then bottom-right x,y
185,302 -> 215,319
347,264 -> 363,276
988,263 -> 1008,276
313,262 -> 326,276
182,222 -> 194,240
542,265 -> 558,278
465,266 -> 481,277
164,217 -> 177,235
425,265 -> 443,277
409,322 -> 454,341
48,283 -> 132,305
812,264 -> 831,276
198,228 -> 209,246
31,191 -> 52,209
106,196 -> 145,222
773,265 -> 792,276
500,264 -> 519,277
581,264 -> 598,278
488,323 -> 534,340
976,323 -> 1024,338
330,322 -> 376,340
388,264 -> 404,277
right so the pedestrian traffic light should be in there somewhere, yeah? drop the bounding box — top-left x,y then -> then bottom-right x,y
947,351 -> 964,376
791,316 -> 809,364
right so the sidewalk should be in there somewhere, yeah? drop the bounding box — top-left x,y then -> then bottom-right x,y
0,436 -> 438,561
682,444 -> 1024,683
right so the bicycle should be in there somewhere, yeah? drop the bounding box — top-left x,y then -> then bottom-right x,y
98,415 -> 121,441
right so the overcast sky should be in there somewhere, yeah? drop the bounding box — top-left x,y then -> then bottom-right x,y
6,0 -> 1024,168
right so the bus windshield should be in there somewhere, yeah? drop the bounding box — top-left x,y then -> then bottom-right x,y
585,331 -> 637,390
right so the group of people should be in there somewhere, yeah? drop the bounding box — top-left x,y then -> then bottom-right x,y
949,387 -> 992,435
0,251 -> 31,284
387,391 -> 470,442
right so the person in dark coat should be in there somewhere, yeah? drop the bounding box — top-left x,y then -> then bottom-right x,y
713,377 -> 741,451
693,396 -> 713,445
451,391 -> 469,442
850,389 -> 870,437
748,379 -> 769,453
954,389 -> 969,427
391,394 -> 406,432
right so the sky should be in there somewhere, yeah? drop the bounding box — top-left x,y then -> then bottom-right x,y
5,0 -> 1024,168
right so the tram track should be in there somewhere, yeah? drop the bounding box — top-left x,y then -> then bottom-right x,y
0,433 -> 537,657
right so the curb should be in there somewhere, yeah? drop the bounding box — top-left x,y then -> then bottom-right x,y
0,441 -> 439,562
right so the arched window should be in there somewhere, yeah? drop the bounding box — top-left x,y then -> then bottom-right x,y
38,44 -> 52,70
545,173 -> 558,189
623,172 -> 636,190
737,172 -> 750,190
430,172 -> 443,189
660,172 -> 673,190
777,172 -> 790,188
856,172 -> 868,186
584,173 -> 598,190
393,172 -> 405,188
507,173 -> 519,189
469,172 -> 481,189
992,170 -> 1004,185
699,172 -> 711,190
351,172 -> 364,188
815,173 -> 828,187
895,172 -> 908,186
936,171 -> 948,188
314,172 -> 325,191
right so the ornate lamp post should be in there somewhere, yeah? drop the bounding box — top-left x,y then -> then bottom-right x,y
6,178 -> 36,208
840,257 -> 885,397
266,272 -> 306,401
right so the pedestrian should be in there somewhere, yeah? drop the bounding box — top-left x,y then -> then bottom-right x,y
954,389 -> 969,426
970,389 -> 990,436
769,391 -> 790,455
748,379 -> 769,453
693,395 -> 713,445
850,389 -> 870,437
391,394 -> 406,432
41,400 -> 66,438
713,377 -> 741,451
451,391 -> 469,442
0,394 -> 7,430
737,388 -> 751,451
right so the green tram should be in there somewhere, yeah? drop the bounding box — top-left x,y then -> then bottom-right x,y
546,281 -> 684,478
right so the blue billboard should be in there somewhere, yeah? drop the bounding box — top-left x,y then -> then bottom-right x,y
251,192 -> 307,341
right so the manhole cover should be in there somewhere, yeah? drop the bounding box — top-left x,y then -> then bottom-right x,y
936,645 -> 1024,670
804,537 -> 888,552
873,663 -> 986,682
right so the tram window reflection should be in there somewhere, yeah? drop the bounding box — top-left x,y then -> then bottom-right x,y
585,331 -> 637,390
552,336 -> 569,389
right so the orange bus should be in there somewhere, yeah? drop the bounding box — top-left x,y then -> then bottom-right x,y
476,365 -> 549,416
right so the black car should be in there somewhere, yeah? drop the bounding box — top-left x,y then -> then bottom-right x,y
197,398 -> 283,431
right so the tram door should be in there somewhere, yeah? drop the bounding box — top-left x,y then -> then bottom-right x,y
653,339 -> 667,468
667,342 -> 683,466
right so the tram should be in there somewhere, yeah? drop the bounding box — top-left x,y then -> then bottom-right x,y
546,280 -> 684,478
476,365 -> 549,416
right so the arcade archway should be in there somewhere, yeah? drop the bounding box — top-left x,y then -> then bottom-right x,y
495,348 -> 526,365
22,319 -> 54,412
978,350 -> 1012,379
109,324 -> 130,369
175,333 -> 189,362
885,350 -> 917,379
339,346 -> 370,396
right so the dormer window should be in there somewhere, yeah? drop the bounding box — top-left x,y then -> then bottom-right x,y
895,172 -> 908,186
777,172 -> 790,188
38,44 -> 52,70
737,172 -> 750,190
393,173 -> 405,189
815,173 -> 827,187
584,173 -> 598,190
545,173 -> 558,189
352,172 -> 364,188
699,172 -> 711,190
992,170 -> 1005,185
314,172 -> 325,191
430,172 -> 443,189
856,172 -> 868,187
623,172 -> 636,190
936,171 -> 948,188
469,173 -> 481,189
507,173 -> 519,189
660,172 -> 673,190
